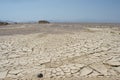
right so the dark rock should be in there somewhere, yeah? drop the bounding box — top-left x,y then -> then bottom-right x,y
37,73 -> 43,78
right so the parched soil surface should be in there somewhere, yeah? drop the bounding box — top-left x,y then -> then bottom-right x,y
0,23 -> 120,80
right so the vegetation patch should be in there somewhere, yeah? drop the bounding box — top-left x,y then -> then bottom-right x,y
0,21 -> 9,25
38,20 -> 50,24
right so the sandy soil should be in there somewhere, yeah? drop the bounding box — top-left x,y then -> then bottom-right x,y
0,23 -> 120,80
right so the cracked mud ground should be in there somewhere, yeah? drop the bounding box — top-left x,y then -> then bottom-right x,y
0,23 -> 120,80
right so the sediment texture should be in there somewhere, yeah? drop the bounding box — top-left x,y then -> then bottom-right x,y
0,24 -> 120,80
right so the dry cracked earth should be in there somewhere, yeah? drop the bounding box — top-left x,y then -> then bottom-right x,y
0,23 -> 120,80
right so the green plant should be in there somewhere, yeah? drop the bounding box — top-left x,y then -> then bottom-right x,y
38,20 -> 50,24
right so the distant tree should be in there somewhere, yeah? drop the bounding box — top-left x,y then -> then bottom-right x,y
38,20 -> 50,24
0,21 -> 9,25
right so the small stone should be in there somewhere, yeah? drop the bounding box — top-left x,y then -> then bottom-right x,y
0,71 -> 8,79
37,73 -> 43,78
80,67 -> 93,76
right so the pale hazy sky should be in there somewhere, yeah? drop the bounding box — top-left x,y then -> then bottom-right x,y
0,0 -> 120,23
